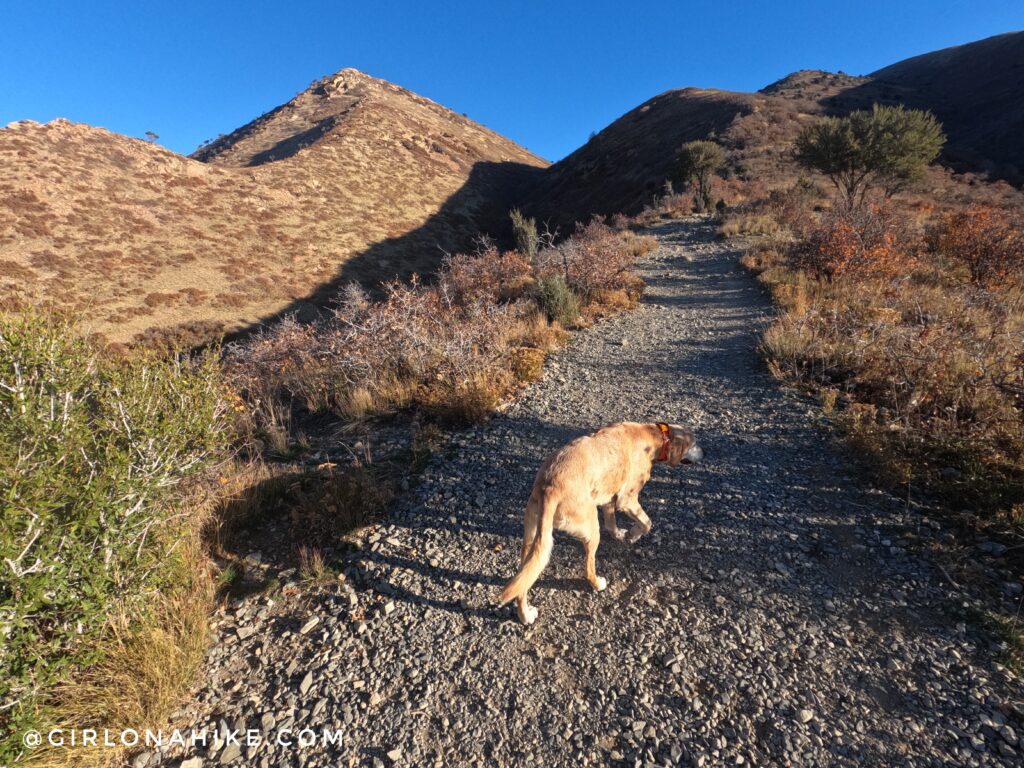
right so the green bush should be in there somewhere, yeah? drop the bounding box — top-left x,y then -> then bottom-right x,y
509,208 -> 539,264
673,140 -> 725,213
0,313 -> 229,760
794,104 -> 945,208
536,274 -> 580,326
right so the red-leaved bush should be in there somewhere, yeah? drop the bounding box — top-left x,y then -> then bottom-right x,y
927,205 -> 1024,286
791,205 -> 917,279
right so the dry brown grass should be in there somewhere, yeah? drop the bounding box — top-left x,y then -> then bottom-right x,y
748,201 -> 1024,528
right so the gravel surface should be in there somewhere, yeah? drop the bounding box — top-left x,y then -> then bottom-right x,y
156,218 -> 1024,768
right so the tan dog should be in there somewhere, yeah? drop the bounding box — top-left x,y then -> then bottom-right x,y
499,421 -> 703,624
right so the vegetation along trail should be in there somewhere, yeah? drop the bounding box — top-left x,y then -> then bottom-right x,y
162,218 -> 1024,767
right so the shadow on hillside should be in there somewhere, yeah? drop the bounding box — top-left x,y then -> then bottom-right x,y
820,80 -> 1024,185
221,158 -> 545,346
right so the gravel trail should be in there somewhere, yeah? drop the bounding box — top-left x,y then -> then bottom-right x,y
161,218 -> 1024,768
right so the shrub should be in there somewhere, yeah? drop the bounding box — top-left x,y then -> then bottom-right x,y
673,140 -> 726,212
509,208 -> 539,265
927,205 -> 1024,286
794,104 -> 945,209
537,218 -> 652,300
229,220 -> 648,436
791,205 -> 917,279
754,233 -> 1024,518
439,246 -> 532,305
536,274 -> 580,326
765,177 -> 818,237
228,276 -> 532,428
0,312 -> 229,762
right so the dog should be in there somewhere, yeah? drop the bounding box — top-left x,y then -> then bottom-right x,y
498,421 -> 703,624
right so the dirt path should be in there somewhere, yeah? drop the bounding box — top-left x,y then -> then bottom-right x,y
160,218 -> 1023,768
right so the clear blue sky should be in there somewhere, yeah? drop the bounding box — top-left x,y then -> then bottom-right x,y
2,1 -> 1021,162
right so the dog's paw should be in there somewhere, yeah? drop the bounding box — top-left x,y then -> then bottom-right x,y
593,576 -> 608,592
609,528 -> 626,541
519,604 -> 538,625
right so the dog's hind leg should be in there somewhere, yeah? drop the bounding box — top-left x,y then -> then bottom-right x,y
580,515 -> 607,592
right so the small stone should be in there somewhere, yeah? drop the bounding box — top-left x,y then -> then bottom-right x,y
299,616 -> 320,635
235,626 -> 254,641
387,747 -> 404,762
220,742 -> 242,764
299,671 -> 313,695
797,709 -> 814,724
131,752 -> 152,768
383,601 -> 396,616
180,759 -> 204,768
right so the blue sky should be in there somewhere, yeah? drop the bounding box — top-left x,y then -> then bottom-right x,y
1,1 -> 1021,162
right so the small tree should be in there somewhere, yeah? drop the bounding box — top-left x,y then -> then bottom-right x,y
673,140 -> 725,213
144,131 -> 159,143
794,104 -> 944,209
509,208 -> 539,265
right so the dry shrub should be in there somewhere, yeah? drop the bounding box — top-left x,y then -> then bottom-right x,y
632,193 -> 694,226
763,178 -> 818,237
510,346 -> 547,383
32,588 -> 212,768
791,205 -> 917,279
537,218 -> 652,299
227,220 -> 647,436
927,205 -> 1024,286
718,213 -> 781,239
739,243 -> 787,273
227,279 -> 522,426
439,246 -> 533,304
421,368 -> 511,424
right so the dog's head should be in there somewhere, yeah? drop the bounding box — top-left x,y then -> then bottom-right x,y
663,423 -> 703,467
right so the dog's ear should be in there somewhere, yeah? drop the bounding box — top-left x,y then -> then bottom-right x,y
666,424 -> 700,466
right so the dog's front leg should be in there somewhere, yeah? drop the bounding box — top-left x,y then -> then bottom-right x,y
621,500 -> 652,544
601,503 -> 626,541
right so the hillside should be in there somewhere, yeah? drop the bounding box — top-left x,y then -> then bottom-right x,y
861,31 -> 1024,180
525,32 -> 1024,224
2,35 -> 1022,345
522,88 -> 756,227
0,69 -> 545,346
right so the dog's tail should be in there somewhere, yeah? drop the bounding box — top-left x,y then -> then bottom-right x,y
499,496 -> 556,606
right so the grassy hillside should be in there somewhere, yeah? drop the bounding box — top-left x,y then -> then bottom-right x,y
0,69 -> 545,348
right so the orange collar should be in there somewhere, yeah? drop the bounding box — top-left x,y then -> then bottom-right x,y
656,422 -> 672,462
